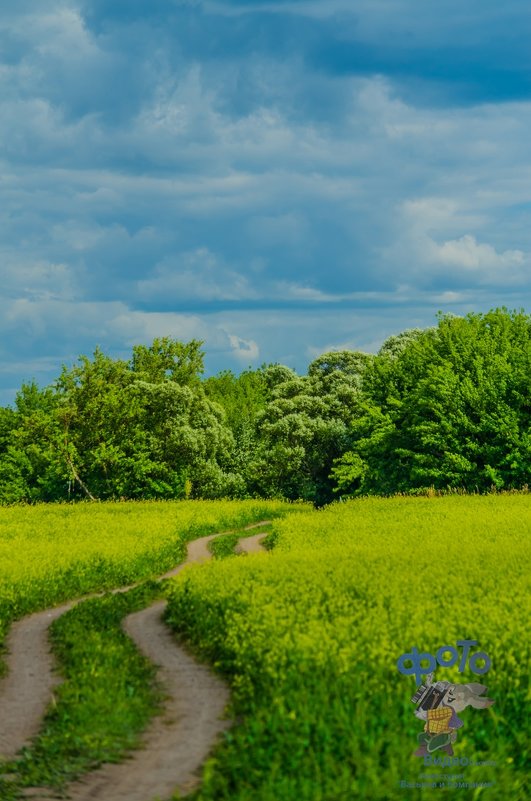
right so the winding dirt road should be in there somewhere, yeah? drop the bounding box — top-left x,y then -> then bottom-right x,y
0,522 -> 270,800
234,531 -> 269,555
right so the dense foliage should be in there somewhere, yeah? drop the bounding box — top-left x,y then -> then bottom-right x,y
332,310 -> 531,496
0,309 -> 529,504
166,495 -> 530,801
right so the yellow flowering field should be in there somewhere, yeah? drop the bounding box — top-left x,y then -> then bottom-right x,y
166,495 -> 530,801
0,498 -> 294,669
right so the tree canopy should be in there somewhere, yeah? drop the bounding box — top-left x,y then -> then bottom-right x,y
331,309 -> 530,496
0,309 -> 529,504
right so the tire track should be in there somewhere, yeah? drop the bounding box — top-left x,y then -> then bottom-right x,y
234,531 -> 269,554
0,521 -> 270,768
0,602 -> 76,762
61,523 -> 269,801
0,521 -> 270,801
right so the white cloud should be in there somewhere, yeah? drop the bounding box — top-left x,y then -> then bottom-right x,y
275,282 -> 333,301
0,297 -> 260,369
0,7 -> 98,75
430,234 -> 526,274
108,309 -> 222,346
387,194 -> 531,288
401,197 -> 487,235
32,8 -> 97,60
0,259 -> 78,301
137,249 -> 258,302
227,334 -> 260,362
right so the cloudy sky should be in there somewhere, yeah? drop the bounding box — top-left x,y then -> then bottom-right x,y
1,0 -> 530,403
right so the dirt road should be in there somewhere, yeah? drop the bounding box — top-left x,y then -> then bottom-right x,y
0,522 -> 270,800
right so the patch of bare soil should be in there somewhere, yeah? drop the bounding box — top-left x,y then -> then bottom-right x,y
234,531 -> 269,554
0,603 -> 75,761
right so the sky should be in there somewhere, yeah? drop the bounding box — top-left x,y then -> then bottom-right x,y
1,0 -> 531,404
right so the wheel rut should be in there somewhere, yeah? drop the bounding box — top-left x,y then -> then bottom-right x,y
0,521 -> 271,800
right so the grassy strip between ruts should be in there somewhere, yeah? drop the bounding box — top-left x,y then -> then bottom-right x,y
208,532 -> 243,559
0,582 -> 163,799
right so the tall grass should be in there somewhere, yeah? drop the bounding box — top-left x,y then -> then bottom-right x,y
166,495 -> 530,801
0,499 -> 295,671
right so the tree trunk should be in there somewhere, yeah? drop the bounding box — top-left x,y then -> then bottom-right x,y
64,448 -> 97,501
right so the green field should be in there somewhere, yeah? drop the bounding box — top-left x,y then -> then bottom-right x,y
0,496 -> 529,800
0,499 -> 298,798
0,499 -> 294,670
166,495 -> 530,800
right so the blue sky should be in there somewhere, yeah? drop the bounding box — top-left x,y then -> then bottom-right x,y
1,0 -> 530,404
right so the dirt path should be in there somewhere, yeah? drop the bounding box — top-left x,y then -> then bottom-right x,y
0,520 -> 270,799
234,531 -> 269,554
0,602 -> 76,761
61,598 -> 228,801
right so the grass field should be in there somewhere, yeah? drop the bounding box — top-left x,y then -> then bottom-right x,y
0,499 -> 299,799
0,496 -> 528,800
166,495 -> 530,801
0,498 -> 295,669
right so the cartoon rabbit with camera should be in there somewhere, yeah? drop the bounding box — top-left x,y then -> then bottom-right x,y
411,672 -> 494,757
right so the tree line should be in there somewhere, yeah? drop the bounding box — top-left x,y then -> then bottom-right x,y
0,308 -> 529,505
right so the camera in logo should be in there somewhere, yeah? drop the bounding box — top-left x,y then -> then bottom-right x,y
411,681 -> 450,712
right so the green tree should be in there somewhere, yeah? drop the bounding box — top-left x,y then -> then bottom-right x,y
51,341 -> 239,500
0,382 -> 66,503
131,338 -> 204,385
0,339 -> 240,503
251,353 -> 370,504
204,367 -> 269,495
332,310 -> 531,495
